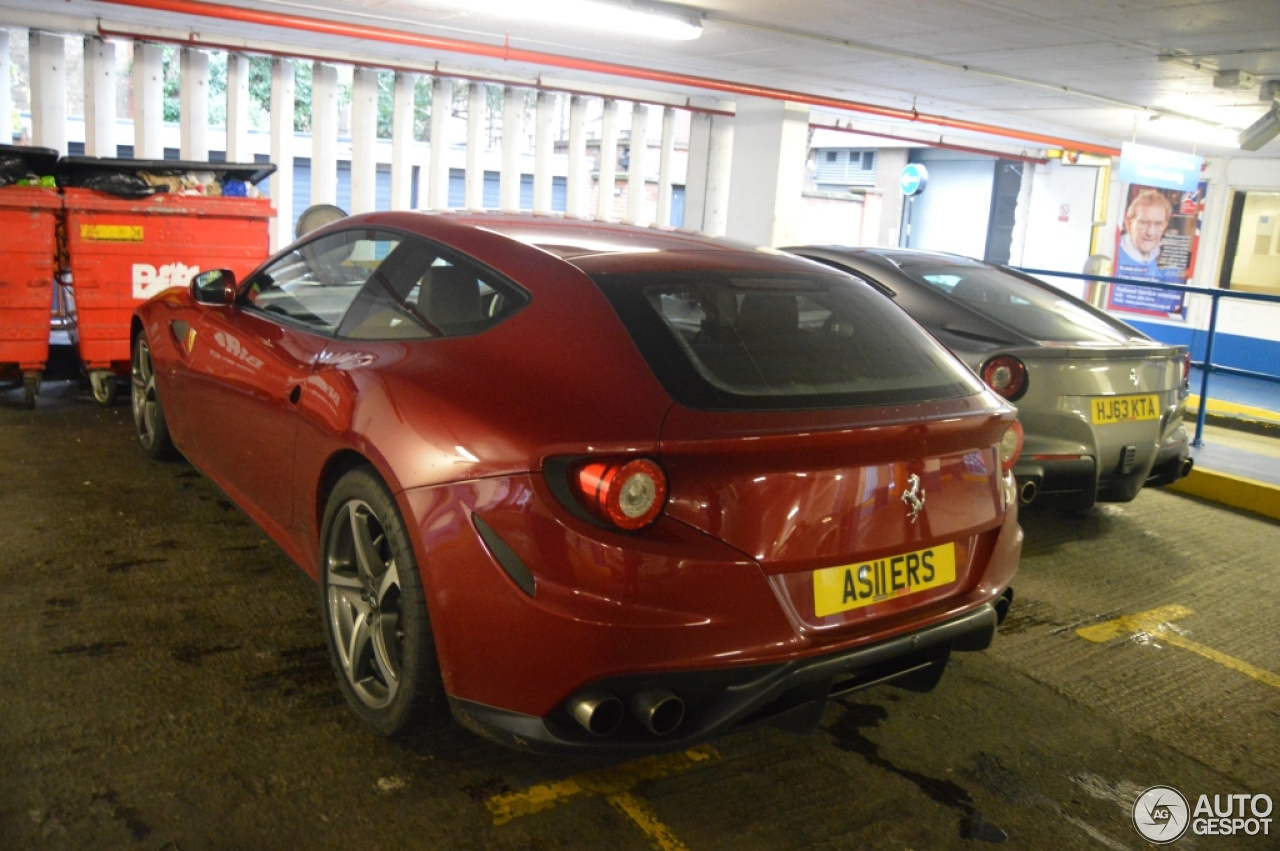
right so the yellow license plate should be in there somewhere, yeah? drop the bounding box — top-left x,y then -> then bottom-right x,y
813,543 -> 956,618
1090,394 -> 1160,425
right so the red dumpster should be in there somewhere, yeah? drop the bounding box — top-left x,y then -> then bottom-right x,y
0,145 -> 62,408
57,157 -> 276,404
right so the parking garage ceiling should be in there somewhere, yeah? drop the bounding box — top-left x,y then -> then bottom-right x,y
5,0 -> 1280,157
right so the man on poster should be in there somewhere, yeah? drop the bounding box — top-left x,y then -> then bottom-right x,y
1117,189 -> 1177,281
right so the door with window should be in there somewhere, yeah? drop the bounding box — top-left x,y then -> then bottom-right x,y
185,228 -> 403,533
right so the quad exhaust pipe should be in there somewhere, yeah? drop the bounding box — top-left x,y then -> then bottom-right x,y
569,691 -> 624,737
1018,478 -> 1038,505
631,689 -> 685,736
1180,458 -> 1194,479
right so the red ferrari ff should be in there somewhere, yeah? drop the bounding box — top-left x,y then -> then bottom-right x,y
131,213 -> 1022,753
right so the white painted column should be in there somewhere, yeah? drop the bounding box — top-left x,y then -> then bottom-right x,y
0,31 -> 10,145
464,82 -> 486,210
390,71 -> 415,210
725,97 -> 809,246
532,91 -> 554,214
83,37 -> 116,157
226,53 -> 251,163
626,103 -> 650,225
499,86 -> 524,212
596,98 -> 617,221
132,42 -> 164,159
179,48 -> 210,161
269,58 -> 296,251
656,106 -> 675,226
428,77 -> 453,210
29,31 -> 67,154
351,67 -> 378,215
704,115 -> 734,237
686,111 -> 733,236
566,95 -> 588,218
310,62 -> 338,207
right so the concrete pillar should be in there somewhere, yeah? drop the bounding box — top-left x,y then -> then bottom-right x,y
226,53 -> 251,163
685,107 -> 734,234
132,42 -> 164,159
29,31 -> 68,154
179,48 -> 210,161
269,58 -> 295,251
310,62 -> 338,207
464,82 -> 486,210
872,147 -> 909,247
500,86 -> 523,213
428,77 -> 453,210
0,31 -> 10,145
725,96 -> 809,246
533,91 -> 554,214
350,67 -> 378,215
596,99 -> 617,221
626,103 -> 650,225
390,71 -> 415,210
83,37 -> 116,157
656,106 -> 675,226
566,95 -> 588,218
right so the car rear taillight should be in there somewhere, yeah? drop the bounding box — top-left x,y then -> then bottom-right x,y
998,420 -> 1024,473
981,355 -> 1028,401
1182,351 -> 1191,390
573,458 -> 668,530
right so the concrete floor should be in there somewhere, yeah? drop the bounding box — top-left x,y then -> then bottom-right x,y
3,380 -> 1278,850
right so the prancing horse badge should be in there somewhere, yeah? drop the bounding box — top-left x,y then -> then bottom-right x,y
901,473 -> 926,523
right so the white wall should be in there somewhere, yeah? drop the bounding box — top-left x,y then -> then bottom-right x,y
1015,160 -> 1097,282
903,157 -> 993,256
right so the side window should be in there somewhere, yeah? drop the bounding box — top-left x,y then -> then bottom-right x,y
336,236 -> 528,340
242,229 -> 401,331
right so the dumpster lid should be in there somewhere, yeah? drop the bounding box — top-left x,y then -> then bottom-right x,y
0,144 -> 60,179
55,156 -> 277,188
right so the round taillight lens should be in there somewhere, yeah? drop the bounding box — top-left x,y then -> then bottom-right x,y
574,458 -> 668,530
981,355 -> 1028,401
999,419 -> 1024,473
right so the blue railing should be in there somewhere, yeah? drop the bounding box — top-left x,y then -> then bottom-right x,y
1015,268 -> 1280,447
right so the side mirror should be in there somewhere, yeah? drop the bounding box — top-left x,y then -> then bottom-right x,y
191,269 -> 237,306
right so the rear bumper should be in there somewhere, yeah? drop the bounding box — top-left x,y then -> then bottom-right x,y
449,602 -> 1001,755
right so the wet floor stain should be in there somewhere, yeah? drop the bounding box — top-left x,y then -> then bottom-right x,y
172,644 -> 239,666
52,641 -> 129,658
89,789 -> 152,842
246,645 -> 342,709
104,557 -> 168,574
827,701 -> 1008,843
462,776 -> 513,802
997,598 -> 1058,635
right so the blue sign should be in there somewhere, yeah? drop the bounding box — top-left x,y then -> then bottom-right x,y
1118,142 -> 1203,192
899,164 -> 929,196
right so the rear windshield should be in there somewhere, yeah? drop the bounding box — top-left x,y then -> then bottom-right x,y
899,261 -> 1134,343
592,271 -> 980,411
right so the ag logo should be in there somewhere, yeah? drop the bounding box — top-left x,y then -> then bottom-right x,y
133,262 -> 201,300
1133,785 -> 1190,843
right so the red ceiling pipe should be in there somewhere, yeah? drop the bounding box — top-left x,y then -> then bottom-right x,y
96,0 -> 1121,157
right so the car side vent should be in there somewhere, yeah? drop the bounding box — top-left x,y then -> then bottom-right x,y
472,514 -> 536,597
1120,445 -> 1138,475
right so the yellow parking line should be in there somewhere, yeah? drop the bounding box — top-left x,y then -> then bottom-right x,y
487,743 -> 719,842
609,791 -> 692,851
1077,605 -> 1280,690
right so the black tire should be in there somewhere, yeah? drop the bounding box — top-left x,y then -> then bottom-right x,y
319,467 -> 448,737
130,336 -> 177,460
22,375 -> 37,410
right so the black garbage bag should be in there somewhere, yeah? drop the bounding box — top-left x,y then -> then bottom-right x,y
79,172 -> 158,198
0,155 -> 37,187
